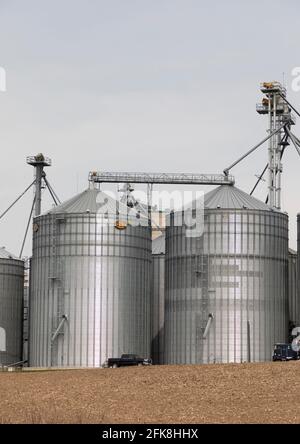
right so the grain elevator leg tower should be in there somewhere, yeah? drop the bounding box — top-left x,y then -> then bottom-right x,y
256,82 -> 294,210
27,154 -> 52,216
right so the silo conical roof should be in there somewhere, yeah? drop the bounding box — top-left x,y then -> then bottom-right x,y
0,247 -> 18,260
204,185 -> 274,211
45,188 -> 147,220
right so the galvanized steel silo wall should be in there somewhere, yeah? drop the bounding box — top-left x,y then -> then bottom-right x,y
151,234 -> 165,364
297,214 -> 300,326
0,252 -> 24,366
164,200 -> 288,364
29,201 -> 151,367
288,249 -> 298,326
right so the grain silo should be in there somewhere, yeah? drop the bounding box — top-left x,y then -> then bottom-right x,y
164,185 -> 288,364
29,187 -> 151,367
288,248 -> 298,327
151,233 -> 165,364
0,247 -> 24,366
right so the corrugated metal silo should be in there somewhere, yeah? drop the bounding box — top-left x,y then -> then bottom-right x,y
0,247 -> 24,366
151,233 -> 165,364
164,185 -> 289,364
29,188 -> 151,367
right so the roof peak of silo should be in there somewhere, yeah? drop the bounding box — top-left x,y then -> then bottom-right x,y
0,246 -> 18,259
204,185 -> 276,211
44,188 -> 148,219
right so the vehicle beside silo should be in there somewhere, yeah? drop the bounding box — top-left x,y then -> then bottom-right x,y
0,247 -> 24,366
164,185 -> 289,365
151,233 -> 165,364
29,187 -> 152,367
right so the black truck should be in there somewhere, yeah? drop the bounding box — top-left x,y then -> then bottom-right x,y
272,343 -> 300,361
107,354 -> 152,368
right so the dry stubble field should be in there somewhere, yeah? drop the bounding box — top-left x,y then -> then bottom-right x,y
0,361 -> 299,424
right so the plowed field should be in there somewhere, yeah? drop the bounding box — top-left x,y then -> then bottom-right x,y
0,362 -> 299,423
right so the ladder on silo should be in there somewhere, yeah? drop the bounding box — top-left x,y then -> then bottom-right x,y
49,214 -> 66,366
194,254 -> 212,362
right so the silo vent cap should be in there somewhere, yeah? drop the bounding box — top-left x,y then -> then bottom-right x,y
35,153 -> 45,161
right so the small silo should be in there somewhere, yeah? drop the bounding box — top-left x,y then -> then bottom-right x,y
151,233 -> 165,364
164,185 -> 289,364
0,247 -> 24,366
288,248 -> 298,327
29,188 -> 152,367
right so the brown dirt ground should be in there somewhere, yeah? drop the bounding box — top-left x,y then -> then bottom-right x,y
0,362 -> 299,424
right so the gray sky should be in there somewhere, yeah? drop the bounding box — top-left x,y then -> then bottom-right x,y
0,0 -> 300,256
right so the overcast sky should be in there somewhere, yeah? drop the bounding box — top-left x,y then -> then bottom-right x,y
0,0 -> 300,256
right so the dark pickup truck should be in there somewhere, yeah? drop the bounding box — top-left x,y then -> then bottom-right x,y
272,343 -> 300,361
107,354 -> 152,368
